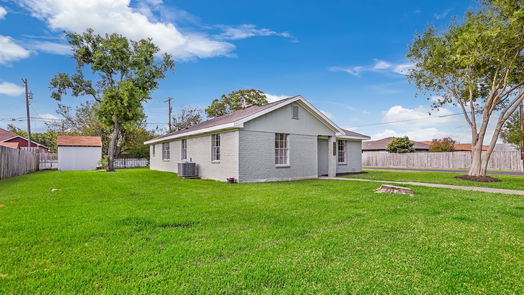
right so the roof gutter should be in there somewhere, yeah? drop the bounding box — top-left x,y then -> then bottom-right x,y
144,123 -> 239,145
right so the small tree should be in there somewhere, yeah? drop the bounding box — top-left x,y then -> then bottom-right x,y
172,106 -> 203,131
386,137 -> 415,153
407,0 -> 524,176
500,111 -> 524,150
205,89 -> 268,118
50,29 -> 174,171
429,137 -> 456,152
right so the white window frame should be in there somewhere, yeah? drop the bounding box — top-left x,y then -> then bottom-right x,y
275,133 -> 289,166
211,134 -> 220,162
337,140 -> 346,164
181,139 -> 187,160
162,142 -> 170,161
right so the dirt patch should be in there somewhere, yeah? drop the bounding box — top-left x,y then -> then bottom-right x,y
455,175 -> 502,182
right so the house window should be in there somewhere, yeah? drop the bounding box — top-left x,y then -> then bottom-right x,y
275,133 -> 289,165
152,144 -> 155,157
162,142 -> 170,160
181,139 -> 187,160
292,105 -> 299,120
337,140 -> 346,163
211,134 -> 220,162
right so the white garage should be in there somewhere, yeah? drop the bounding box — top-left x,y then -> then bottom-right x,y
57,136 -> 102,171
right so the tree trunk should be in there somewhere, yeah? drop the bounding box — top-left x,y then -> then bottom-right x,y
107,120 -> 120,172
468,145 -> 484,176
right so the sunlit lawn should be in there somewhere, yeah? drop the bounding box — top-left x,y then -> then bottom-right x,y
1,169 -> 523,293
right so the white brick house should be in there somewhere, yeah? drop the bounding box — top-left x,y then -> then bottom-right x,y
145,96 -> 369,182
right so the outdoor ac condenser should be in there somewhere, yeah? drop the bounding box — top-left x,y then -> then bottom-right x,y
177,162 -> 198,178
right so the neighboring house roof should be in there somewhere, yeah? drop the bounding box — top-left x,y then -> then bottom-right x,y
57,136 -> 103,147
453,144 -> 489,151
362,137 -> 431,151
145,96 -> 370,144
0,142 -> 20,149
0,128 -> 21,142
0,127 -> 49,149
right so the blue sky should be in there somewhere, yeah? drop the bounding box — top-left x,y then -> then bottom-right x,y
0,0 -> 479,141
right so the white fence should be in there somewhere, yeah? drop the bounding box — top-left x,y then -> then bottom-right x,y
40,153 -> 58,170
0,146 -> 39,180
363,151 -> 523,171
114,158 -> 149,168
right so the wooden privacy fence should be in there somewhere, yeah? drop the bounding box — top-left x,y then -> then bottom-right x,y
0,146 -> 39,180
40,153 -> 58,170
363,151 -> 523,171
114,158 -> 149,168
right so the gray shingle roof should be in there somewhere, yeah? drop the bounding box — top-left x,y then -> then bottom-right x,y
341,129 -> 370,139
151,96 -> 298,141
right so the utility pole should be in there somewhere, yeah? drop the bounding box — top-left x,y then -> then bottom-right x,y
164,97 -> 173,132
22,78 -> 32,149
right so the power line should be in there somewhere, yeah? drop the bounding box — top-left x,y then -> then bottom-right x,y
352,112 -> 464,128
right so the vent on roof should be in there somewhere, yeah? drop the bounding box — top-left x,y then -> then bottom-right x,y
292,105 -> 299,120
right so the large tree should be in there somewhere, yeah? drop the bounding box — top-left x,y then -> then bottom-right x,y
172,106 -> 203,131
50,29 -> 174,171
407,0 -> 524,177
205,89 -> 268,118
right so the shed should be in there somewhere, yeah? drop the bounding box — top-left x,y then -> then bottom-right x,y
57,136 -> 102,171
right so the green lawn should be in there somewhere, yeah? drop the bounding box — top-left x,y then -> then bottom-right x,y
1,169 -> 523,294
345,169 -> 524,190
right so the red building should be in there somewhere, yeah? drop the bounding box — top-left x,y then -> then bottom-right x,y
0,128 -> 49,153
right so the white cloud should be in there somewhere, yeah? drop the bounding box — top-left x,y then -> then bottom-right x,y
383,105 -> 458,128
0,81 -> 25,96
29,41 -> 71,55
215,24 -> 296,42
17,0 -> 235,61
320,110 -> 334,120
38,113 -> 59,120
0,6 -> 7,19
265,93 -> 290,102
0,35 -> 31,64
329,59 -> 414,76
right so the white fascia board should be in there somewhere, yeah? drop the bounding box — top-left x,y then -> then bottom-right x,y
336,135 -> 370,141
2,135 -> 49,148
144,123 -> 237,145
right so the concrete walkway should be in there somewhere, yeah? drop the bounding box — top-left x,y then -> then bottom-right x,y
364,167 -> 524,176
320,177 -> 524,196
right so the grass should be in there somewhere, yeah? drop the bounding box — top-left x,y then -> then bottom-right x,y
344,169 -> 524,190
1,169 -> 523,294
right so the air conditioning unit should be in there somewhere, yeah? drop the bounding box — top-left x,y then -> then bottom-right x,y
178,162 -> 198,178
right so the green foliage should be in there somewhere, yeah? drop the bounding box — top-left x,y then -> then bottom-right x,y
501,111 -> 524,150
429,137 -> 456,152
1,169 -> 523,293
406,0 -> 524,175
49,29 -> 174,170
98,155 -> 109,169
205,89 -> 268,118
386,137 -> 415,153
172,106 -> 203,131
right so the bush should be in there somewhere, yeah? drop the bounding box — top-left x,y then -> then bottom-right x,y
386,137 -> 415,153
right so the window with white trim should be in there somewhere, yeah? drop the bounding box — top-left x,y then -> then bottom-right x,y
211,134 -> 220,162
162,142 -> 170,160
292,105 -> 299,120
181,139 -> 187,160
337,140 -> 346,163
275,133 -> 289,165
